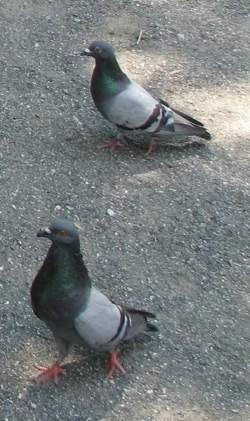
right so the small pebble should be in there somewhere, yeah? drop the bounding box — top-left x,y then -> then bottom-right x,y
177,33 -> 185,40
107,209 -> 115,217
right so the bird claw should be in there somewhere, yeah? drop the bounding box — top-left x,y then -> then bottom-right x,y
99,139 -> 123,151
35,361 -> 66,384
145,139 -> 159,156
106,348 -> 126,379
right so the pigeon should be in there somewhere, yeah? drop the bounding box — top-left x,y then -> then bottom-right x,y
81,40 -> 211,154
30,219 -> 158,383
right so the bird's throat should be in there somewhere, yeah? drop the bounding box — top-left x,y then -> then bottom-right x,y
47,246 -> 91,294
91,60 -> 128,104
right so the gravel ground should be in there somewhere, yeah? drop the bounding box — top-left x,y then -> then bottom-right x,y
0,1 -> 249,420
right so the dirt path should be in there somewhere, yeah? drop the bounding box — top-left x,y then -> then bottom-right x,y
0,1 -> 249,420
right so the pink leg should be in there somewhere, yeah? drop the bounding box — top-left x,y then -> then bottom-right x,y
35,361 -> 66,384
145,139 -> 159,156
106,349 -> 126,379
99,138 -> 123,151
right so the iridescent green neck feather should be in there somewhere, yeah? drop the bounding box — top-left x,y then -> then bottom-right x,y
91,57 -> 129,106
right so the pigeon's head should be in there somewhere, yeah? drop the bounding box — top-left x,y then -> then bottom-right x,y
37,219 -> 80,247
81,40 -> 115,61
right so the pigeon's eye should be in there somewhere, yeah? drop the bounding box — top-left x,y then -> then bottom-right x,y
60,230 -> 67,236
94,46 -> 102,53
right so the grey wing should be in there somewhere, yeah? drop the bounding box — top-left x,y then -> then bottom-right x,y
104,80 -> 167,132
74,288 -> 130,351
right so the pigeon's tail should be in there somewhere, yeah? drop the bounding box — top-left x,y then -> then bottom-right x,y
120,306 -> 158,340
158,99 -> 211,140
146,321 -> 159,332
172,108 -> 211,140
173,123 -> 211,140
130,308 -> 158,332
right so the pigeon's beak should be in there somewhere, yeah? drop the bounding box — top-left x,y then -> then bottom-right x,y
80,48 -> 92,57
37,227 -> 52,238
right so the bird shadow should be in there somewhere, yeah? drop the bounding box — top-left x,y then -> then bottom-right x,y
70,125 -> 213,166
25,331 -> 157,392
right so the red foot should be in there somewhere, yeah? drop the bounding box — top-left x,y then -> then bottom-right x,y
35,361 -> 66,384
145,139 -> 159,156
99,139 -> 122,151
106,348 -> 126,379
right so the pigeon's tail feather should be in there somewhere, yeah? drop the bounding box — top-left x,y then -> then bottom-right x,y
171,108 -> 211,140
146,322 -> 159,332
174,123 -> 212,140
125,307 -> 156,319
172,108 -> 205,127
159,99 -> 211,140
160,98 -> 207,127
121,306 -> 158,341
